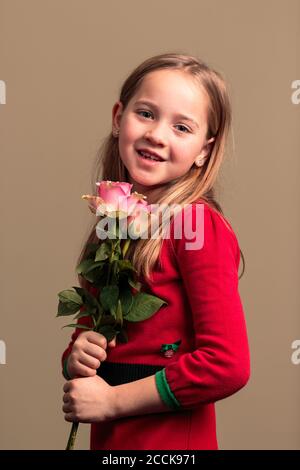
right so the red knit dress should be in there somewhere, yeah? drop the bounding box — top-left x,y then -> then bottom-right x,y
61,200 -> 250,450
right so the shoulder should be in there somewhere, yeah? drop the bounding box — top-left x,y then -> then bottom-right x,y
197,199 -> 239,243
171,198 -> 238,242
169,199 -> 240,263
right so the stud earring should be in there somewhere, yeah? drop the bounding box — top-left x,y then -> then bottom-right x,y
195,158 -> 202,167
113,128 -> 119,137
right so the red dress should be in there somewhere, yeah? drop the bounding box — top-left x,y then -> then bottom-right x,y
61,200 -> 250,450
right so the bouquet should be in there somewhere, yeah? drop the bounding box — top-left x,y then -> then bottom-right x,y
56,181 -> 167,450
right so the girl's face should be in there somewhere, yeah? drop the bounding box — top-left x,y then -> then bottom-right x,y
112,69 -> 214,199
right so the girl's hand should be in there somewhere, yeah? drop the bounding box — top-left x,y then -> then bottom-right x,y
63,375 -> 116,423
67,331 -> 116,378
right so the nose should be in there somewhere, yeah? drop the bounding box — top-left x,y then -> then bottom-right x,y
143,122 -> 167,146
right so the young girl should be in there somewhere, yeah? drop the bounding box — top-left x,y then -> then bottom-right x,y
61,52 -> 250,450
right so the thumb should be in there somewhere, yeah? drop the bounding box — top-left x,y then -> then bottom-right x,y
108,337 -> 117,348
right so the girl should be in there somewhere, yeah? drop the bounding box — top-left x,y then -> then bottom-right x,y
61,52 -> 250,450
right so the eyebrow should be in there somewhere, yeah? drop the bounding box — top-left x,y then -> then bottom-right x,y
134,100 -> 200,129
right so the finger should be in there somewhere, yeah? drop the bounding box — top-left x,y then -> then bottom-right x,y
83,343 -> 107,361
108,337 -> 116,348
63,394 -> 70,403
63,381 -> 71,393
74,363 -> 97,377
62,403 -> 72,413
64,413 -> 76,423
86,332 -> 107,349
79,352 -> 102,369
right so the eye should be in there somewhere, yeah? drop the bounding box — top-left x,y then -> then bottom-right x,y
175,124 -> 191,133
136,110 -> 191,133
136,110 -> 153,119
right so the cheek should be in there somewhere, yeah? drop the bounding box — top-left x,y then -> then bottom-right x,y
122,116 -> 141,144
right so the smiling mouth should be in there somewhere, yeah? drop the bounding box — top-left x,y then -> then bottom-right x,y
136,150 -> 165,162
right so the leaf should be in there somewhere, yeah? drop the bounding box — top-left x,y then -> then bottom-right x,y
76,258 -> 95,275
73,311 -> 94,320
124,292 -> 167,322
100,285 -> 119,311
61,324 -> 93,330
115,240 -> 122,255
117,260 -> 137,273
56,289 -> 83,316
82,268 -> 105,285
84,261 -> 105,274
95,242 -> 111,261
119,288 -> 133,315
57,300 -> 81,316
128,278 -> 142,292
86,243 -> 100,255
58,289 -> 83,306
72,287 -> 102,314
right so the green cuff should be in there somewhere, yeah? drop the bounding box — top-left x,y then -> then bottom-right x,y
155,369 -> 181,410
63,357 -> 72,380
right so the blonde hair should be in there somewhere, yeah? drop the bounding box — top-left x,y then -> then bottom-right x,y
76,52 -> 245,286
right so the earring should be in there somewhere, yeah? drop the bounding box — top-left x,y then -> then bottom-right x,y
195,158 -> 202,167
113,128 -> 119,137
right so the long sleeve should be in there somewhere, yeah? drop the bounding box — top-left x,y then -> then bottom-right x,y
155,202 -> 250,409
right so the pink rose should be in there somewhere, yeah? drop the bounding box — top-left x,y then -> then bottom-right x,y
95,181 -> 133,217
82,181 -> 133,217
82,181 -> 152,239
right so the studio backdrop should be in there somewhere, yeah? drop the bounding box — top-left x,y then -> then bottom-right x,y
0,0 -> 299,450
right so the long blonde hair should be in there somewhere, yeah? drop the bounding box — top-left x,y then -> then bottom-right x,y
76,52 -> 245,286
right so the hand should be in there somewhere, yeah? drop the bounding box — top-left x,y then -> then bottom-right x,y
67,331 -> 116,378
63,375 -> 116,423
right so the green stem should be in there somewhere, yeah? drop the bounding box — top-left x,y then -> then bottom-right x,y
122,239 -> 131,258
66,421 -> 79,450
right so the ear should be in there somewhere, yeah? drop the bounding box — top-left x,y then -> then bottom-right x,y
194,137 -> 215,167
112,101 -> 124,131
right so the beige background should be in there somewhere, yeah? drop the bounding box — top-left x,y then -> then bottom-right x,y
0,0 -> 299,450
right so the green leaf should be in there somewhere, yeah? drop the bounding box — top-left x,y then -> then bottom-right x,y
76,258 -> 95,275
95,242 -> 111,261
72,287 -> 102,314
128,278 -> 142,292
86,243 -> 100,255
117,260 -> 137,273
119,288 -> 133,315
82,268 -> 105,285
57,300 -> 81,316
73,311 -> 94,320
124,292 -> 167,322
84,261 -> 105,274
115,240 -> 122,255
100,285 -> 119,311
58,289 -> 83,306
61,324 -> 93,330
